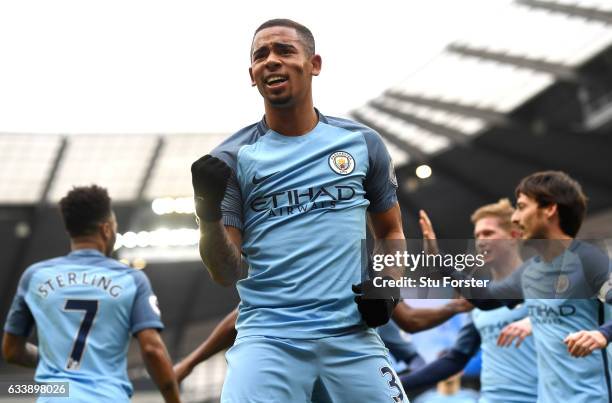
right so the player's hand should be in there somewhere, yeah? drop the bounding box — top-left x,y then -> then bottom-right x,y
352,278 -> 400,328
419,210 -> 439,255
191,155 -> 231,222
446,298 -> 474,314
173,359 -> 193,384
564,330 -> 608,357
498,317 -> 532,348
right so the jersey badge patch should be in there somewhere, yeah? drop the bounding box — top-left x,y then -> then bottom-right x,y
555,274 -> 570,294
329,151 -> 355,175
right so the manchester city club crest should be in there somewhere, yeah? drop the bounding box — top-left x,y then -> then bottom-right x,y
329,151 -> 355,175
555,274 -> 570,294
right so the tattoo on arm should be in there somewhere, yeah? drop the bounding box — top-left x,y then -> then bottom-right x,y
199,221 -> 245,285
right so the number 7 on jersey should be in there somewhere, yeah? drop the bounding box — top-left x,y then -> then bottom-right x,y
64,299 -> 99,370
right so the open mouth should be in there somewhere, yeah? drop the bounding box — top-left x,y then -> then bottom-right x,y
477,246 -> 491,256
264,75 -> 288,87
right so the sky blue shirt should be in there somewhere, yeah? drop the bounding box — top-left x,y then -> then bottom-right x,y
401,304 -> 537,403
210,112 -> 398,339
521,243 -> 610,403
473,241 -> 612,403
4,249 -> 163,402
525,297 -> 609,403
470,306 -> 538,403
415,389 -> 479,403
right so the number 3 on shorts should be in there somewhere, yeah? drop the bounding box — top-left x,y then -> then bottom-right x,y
380,366 -> 405,402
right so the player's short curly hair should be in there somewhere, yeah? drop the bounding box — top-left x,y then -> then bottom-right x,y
252,18 -> 315,57
59,185 -> 112,237
515,171 -> 587,237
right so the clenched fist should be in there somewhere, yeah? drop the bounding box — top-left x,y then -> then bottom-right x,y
191,155 -> 231,222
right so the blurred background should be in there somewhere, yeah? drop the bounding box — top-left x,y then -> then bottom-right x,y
1,0 -> 612,401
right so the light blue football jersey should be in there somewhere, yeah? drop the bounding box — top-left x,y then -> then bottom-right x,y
525,298 -> 609,403
400,306 -> 537,402
470,306 -> 538,403
210,111 -> 398,339
519,242 -> 611,403
4,249 -> 163,402
414,390 -> 479,403
481,241 -> 612,403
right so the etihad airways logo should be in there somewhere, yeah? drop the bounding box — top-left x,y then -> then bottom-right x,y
528,304 -> 576,324
479,320 -> 513,341
250,185 -> 356,216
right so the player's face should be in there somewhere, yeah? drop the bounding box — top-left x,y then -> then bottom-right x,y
249,26 -> 321,108
474,216 -> 515,265
512,193 -> 548,239
101,212 -> 118,256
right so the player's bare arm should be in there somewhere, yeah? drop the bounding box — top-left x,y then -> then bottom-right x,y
174,308 -> 238,383
198,221 -> 244,286
1,332 -> 38,368
369,202 -> 405,280
369,203 -> 404,239
192,155 -> 243,286
497,316 -> 532,348
137,328 -> 181,403
352,203 -> 405,328
392,299 -> 473,334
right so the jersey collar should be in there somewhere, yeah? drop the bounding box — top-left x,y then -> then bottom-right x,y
69,248 -> 106,257
256,108 -> 327,136
532,239 -> 580,264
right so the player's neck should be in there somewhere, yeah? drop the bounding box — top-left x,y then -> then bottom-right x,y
264,99 -> 318,136
537,235 -> 573,262
70,237 -> 107,255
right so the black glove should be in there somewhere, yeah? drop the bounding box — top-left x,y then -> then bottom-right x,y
191,155 -> 231,222
352,277 -> 400,328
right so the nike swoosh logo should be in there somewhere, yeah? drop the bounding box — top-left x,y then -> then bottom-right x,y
252,171 -> 280,185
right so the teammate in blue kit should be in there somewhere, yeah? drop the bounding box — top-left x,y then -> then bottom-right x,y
378,300 -> 473,373
190,18 -> 407,402
412,351 -> 479,403
402,200 -> 538,403
448,171 -> 612,403
2,185 -> 181,403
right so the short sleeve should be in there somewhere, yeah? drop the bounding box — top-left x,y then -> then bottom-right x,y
208,146 -> 244,230
3,268 -> 35,337
130,271 -> 164,335
220,170 -> 243,230
362,130 -> 398,212
484,262 -> 525,300
576,241 -> 612,297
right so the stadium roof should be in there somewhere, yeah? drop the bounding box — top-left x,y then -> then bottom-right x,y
48,134 -> 158,202
0,134 -> 61,204
352,0 -> 612,164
